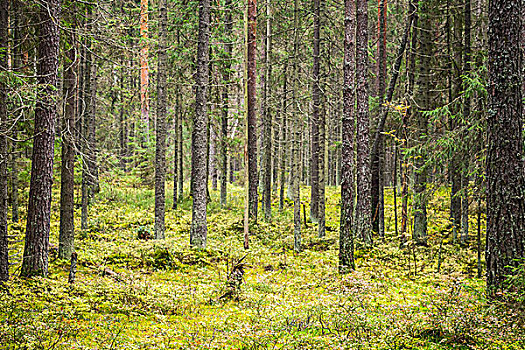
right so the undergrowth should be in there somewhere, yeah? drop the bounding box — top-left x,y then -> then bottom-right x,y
1,174 -> 523,349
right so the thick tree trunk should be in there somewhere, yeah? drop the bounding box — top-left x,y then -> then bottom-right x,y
355,0 -> 372,244
0,0 -> 9,282
190,0 -> 210,249
339,0 -> 356,272
154,0 -> 168,240
59,1 -> 78,260
486,0 -> 524,294
21,0 -> 60,277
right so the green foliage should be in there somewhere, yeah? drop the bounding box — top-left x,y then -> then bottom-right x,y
0,177 -> 522,349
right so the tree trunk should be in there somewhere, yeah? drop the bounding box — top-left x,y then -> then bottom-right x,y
246,0 -> 258,220
412,0 -> 432,245
220,0 -> 233,207
139,0 -> 149,137
173,93 -> 179,210
154,0 -> 168,240
371,0 -> 387,236
261,0 -> 272,221
355,0 -> 372,245
340,0 -> 356,272
310,0 -> 321,223
59,1 -> 78,260
21,0 -> 60,277
279,60 -> 288,212
190,0 -> 210,249
292,0 -> 301,253
178,104 -> 184,200
486,0 -> 524,294
0,0 -> 9,282
460,0 -> 471,246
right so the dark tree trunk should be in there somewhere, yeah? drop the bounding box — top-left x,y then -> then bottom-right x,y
0,0 -> 9,282
59,1 -> 78,260
191,0 -> 210,249
154,0 -> 168,240
21,0 -> 60,277
339,0 -> 356,272
247,0 -> 258,220
371,0 -> 387,236
355,0 -> 372,244
486,0 -> 524,294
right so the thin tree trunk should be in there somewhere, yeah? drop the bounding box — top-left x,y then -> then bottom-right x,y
220,0 -> 233,206
246,0 -> 258,220
261,0 -> 272,220
154,0 -> 168,240
0,0 -> 9,282
139,0 -> 149,137
178,105 -> 184,200
279,60 -> 288,212
310,0 -> 321,223
412,0 -> 432,245
21,0 -> 60,277
372,0 -> 387,236
292,0 -> 301,253
173,93 -> 179,209
460,0 -> 471,246
59,1 -> 78,260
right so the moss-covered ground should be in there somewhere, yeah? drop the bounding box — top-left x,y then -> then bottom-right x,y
1,173 -> 524,349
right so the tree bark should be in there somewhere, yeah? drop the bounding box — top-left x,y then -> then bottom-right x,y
310,0 -> 321,223
59,0 -> 78,260
154,0 -> 168,240
246,0 -> 258,220
355,0 -> 372,244
371,0 -> 387,236
340,0 -> 356,272
486,0 -> 524,294
0,0 -> 9,282
220,0 -> 233,207
412,0 -> 432,245
21,0 -> 60,277
292,0 -> 301,253
139,0 -> 149,137
261,0 -> 272,221
190,0 -> 210,249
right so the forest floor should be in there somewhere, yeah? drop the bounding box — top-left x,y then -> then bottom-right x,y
1,172 -> 524,349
